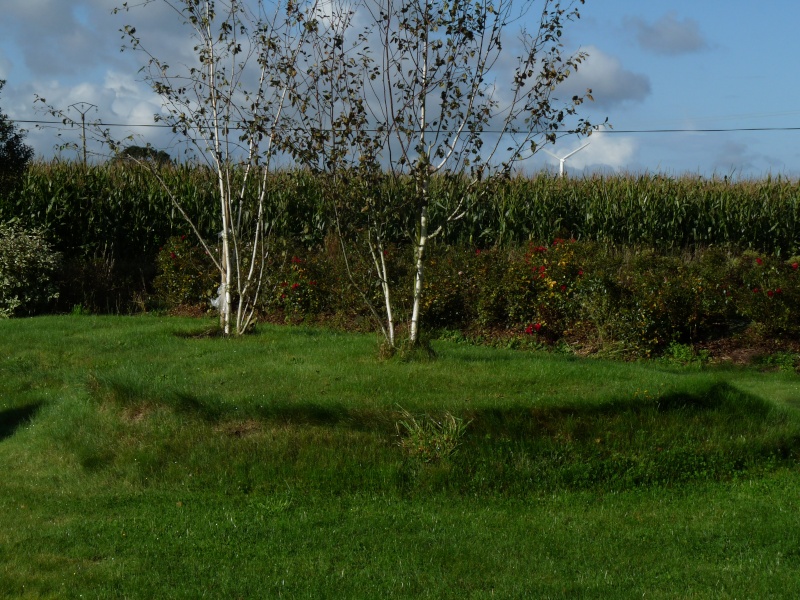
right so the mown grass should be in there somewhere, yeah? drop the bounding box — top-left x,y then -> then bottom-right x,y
2,316 -> 800,597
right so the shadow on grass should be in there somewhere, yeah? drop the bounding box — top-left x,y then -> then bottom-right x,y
79,376 -> 800,491
89,375 -> 787,442
465,381 -> 776,436
0,403 -> 43,441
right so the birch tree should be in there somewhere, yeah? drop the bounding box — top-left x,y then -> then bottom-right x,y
282,0 -> 404,346
290,0 -> 600,348
115,0 -> 318,335
377,0 -> 599,345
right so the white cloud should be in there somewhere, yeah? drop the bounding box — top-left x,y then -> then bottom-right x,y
557,46 -> 651,109
626,12 -> 709,56
543,133 -> 637,173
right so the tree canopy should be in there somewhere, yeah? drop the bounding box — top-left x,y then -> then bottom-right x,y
0,80 -> 34,198
113,145 -> 173,166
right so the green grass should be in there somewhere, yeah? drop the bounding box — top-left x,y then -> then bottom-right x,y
2,315 -> 800,597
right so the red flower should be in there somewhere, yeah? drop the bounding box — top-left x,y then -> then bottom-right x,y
756,257 -> 763,265
280,281 -> 288,287
291,282 -> 300,290
181,234 -> 187,241
560,285 -> 567,292
534,323 -> 542,332
291,256 -> 303,264
525,323 -> 542,334
577,270 -> 584,277
753,287 -> 760,294
776,288 -> 783,294
767,290 -> 774,298
475,249 -> 482,255
793,262 -> 799,270
170,252 -> 177,260
309,280 -> 317,286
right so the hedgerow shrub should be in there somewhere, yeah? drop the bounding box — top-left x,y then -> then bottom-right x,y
0,223 -> 60,317
152,235 -> 217,311
729,252 -> 800,336
417,241 -> 799,355
270,254 -> 325,318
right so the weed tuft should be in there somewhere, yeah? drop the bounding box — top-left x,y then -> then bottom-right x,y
396,407 -> 470,464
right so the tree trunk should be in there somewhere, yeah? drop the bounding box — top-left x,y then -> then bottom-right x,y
409,184 -> 429,345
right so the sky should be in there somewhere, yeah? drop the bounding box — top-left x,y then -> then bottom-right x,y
1,0 -> 799,178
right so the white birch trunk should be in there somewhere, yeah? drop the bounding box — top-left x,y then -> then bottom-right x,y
409,200 -> 429,345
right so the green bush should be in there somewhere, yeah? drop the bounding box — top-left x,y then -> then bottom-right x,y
730,252 -> 800,336
270,254 -> 325,319
0,223 -> 60,317
152,235 -> 217,311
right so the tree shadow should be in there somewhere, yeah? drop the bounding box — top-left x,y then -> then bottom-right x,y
0,403 -> 43,441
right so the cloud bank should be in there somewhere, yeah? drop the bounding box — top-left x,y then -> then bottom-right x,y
625,12 -> 709,56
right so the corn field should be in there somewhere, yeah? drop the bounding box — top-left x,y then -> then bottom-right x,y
3,163 -> 800,258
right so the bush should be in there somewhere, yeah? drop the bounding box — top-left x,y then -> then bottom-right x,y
270,254 -> 325,319
730,252 -> 800,336
0,223 -> 60,317
152,235 -> 217,311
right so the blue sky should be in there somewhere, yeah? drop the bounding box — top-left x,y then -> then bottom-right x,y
1,0 -> 799,178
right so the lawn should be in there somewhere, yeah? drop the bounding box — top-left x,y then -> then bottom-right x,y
2,315 -> 800,598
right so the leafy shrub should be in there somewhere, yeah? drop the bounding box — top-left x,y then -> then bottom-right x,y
270,254 -> 325,319
152,235 -> 217,311
420,245 -> 473,328
0,223 -> 60,317
729,252 -> 800,336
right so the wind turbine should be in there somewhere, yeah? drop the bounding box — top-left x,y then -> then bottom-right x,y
542,141 -> 590,177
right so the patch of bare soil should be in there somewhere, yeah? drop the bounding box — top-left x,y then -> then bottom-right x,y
697,326 -> 800,367
216,420 -> 263,438
168,304 -> 212,318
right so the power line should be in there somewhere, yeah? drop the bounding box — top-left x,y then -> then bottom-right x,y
597,127 -> 800,134
11,118 -> 800,135
14,119 -> 171,128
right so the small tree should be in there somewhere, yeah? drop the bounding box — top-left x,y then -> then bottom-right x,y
0,80 -> 34,199
114,0 -> 320,334
113,144 -> 173,166
289,0 -> 600,347
281,0 -> 404,345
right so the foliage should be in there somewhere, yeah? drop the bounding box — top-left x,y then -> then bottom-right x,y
6,163 -> 800,340
153,235 -> 217,310
286,0 -> 600,347
0,224 -> 60,317
113,144 -> 173,166
729,251 -> 800,336
8,165 -> 800,258
114,0 -> 325,335
268,254 -> 325,320
4,162 -> 206,258
0,80 -> 34,199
